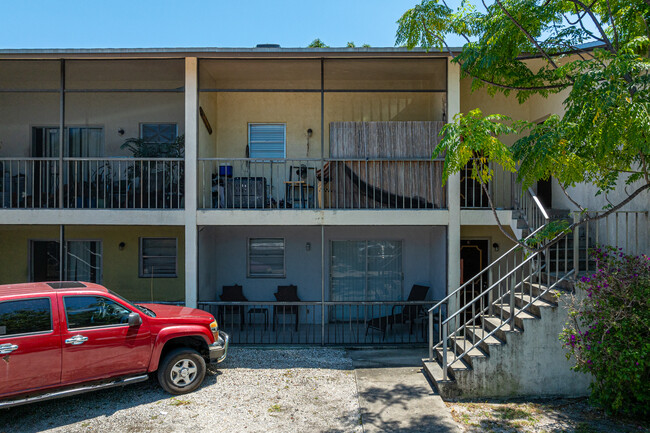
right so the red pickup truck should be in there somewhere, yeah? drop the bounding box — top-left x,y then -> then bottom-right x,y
0,281 -> 229,408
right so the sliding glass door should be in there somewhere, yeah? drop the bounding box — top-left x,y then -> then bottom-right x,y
30,240 -> 102,283
330,240 -> 402,320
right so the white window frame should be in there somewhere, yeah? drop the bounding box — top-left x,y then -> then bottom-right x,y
247,237 -> 286,278
248,123 -> 286,159
139,237 -> 178,278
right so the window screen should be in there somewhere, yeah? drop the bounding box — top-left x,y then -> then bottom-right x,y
248,238 -> 285,277
140,237 -> 177,277
141,123 -> 177,145
64,296 -> 132,329
248,124 -> 286,158
0,298 -> 52,337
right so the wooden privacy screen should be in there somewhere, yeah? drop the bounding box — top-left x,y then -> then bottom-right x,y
324,121 -> 446,209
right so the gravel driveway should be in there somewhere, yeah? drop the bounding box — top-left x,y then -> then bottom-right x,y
0,348 -> 363,433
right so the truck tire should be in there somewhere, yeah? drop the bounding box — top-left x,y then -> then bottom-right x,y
157,348 -> 206,394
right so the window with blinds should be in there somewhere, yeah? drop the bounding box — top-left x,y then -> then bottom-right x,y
139,237 -> 177,278
248,123 -> 286,158
248,238 -> 285,277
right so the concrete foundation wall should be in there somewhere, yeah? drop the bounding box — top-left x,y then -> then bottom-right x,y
452,304 -> 591,398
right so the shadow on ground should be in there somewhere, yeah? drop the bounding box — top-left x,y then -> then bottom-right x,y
0,369 -> 222,433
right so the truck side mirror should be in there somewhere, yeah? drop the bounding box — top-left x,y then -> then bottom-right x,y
128,312 -> 142,327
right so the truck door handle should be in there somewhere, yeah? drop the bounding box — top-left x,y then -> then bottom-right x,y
65,335 -> 89,345
0,343 -> 18,354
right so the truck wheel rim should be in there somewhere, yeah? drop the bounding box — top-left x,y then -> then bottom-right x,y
170,359 -> 198,387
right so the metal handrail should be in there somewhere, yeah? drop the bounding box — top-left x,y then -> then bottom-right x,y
440,252 -> 541,326
426,226 -> 543,315
429,185 -> 553,366
446,269 -> 574,371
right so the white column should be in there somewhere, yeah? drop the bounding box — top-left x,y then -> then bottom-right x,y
184,57 -> 199,308
447,60 -> 461,306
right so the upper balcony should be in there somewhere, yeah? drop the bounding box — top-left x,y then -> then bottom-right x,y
0,58 -> 185,211
197,57 -> 449,212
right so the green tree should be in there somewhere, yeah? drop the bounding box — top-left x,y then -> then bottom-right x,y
347,41 -> 356,47
308,38 -> 329,48
397,0 -> 650,251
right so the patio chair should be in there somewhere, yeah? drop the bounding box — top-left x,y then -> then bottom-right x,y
366,284 -> 430,338
219,284 -> 248,329
273,284 -> 300,331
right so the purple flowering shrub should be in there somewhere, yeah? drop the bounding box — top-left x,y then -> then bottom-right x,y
560,246 -> 650,417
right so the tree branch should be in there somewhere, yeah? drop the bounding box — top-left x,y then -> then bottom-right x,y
605,0 -> 619,50
423,21 -> 567,92
569,0 -> 615,52
559,183 -> 587,212
494,0 -> 561,70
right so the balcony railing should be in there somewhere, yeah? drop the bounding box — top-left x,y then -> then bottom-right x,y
198,158 -> 447,210
0,157 -> 183,209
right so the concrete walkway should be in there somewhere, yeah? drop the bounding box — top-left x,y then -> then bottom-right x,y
347,348 -> 462,433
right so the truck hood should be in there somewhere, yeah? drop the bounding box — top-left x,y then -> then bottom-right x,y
137,303 -> 215,323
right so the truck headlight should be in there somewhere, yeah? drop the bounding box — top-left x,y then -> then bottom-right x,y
209,320 -> 219,339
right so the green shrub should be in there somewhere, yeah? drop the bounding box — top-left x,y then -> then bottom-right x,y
560,246 -> 650,418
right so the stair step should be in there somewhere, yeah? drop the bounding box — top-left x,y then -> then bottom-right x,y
435,347 -> 471,372
515,293 -> 557,308
524,281 -> 566,302
483,315 -> 523,340
465,326 -> 504,346
493,303 -> 538,319
451,336 -> 487,367
422,358 -> 453,383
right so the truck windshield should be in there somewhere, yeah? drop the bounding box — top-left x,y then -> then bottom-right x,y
108,290 -> 156,317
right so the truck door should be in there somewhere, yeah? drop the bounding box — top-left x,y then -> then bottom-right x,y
59,295 -> 151,383
0,297 -> 61,398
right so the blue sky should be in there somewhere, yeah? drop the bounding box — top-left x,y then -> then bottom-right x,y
0,0 -> 466,49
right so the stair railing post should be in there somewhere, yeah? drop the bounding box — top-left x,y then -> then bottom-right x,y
488,266 -> 494,316
573,212 -> 579,277
429,310 -> 434,361
509,273 -> 516,332
442,324 -> 448,380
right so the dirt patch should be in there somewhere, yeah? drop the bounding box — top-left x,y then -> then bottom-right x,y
447,397 -> 648,433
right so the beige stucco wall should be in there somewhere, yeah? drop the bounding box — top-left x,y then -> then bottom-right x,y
199,91 -> 445,159
0,225 -> 185,302
0,93 -> 184,157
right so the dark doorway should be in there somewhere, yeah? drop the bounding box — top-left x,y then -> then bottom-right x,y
537,178 -> 552,209
31,241 -> 60,282
460,239 -> 489,315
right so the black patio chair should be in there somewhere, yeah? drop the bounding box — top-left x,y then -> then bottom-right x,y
273,284 -> 300,331
366,284 -> 430,338
219,284 -> 247,329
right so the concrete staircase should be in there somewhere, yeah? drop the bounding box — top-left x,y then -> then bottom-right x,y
422,197 -> 593,399
421,278 -> 590,399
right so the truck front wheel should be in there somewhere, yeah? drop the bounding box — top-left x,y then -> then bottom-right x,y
157,348 -> 206,394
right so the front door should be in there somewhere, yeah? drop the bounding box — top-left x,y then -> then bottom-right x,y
59,295 -> 151,384
460,240 -> 489,313
0,297 -> 61,397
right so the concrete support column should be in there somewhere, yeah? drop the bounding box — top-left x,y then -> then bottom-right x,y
184,57 -> 198,308
446,60 -> 461,313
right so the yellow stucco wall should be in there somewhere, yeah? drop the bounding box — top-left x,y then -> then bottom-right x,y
0,225 -> 185,302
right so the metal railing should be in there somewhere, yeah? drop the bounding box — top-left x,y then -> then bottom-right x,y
198,300 -> 444,345
461,159 -> 515,209
572,211 -> 649,264
0,157 -> 184,209
198,158 -> 446,210
428,187 -> 559,378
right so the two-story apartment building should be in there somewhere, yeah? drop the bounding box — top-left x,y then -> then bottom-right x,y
0,47 -> 646,350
